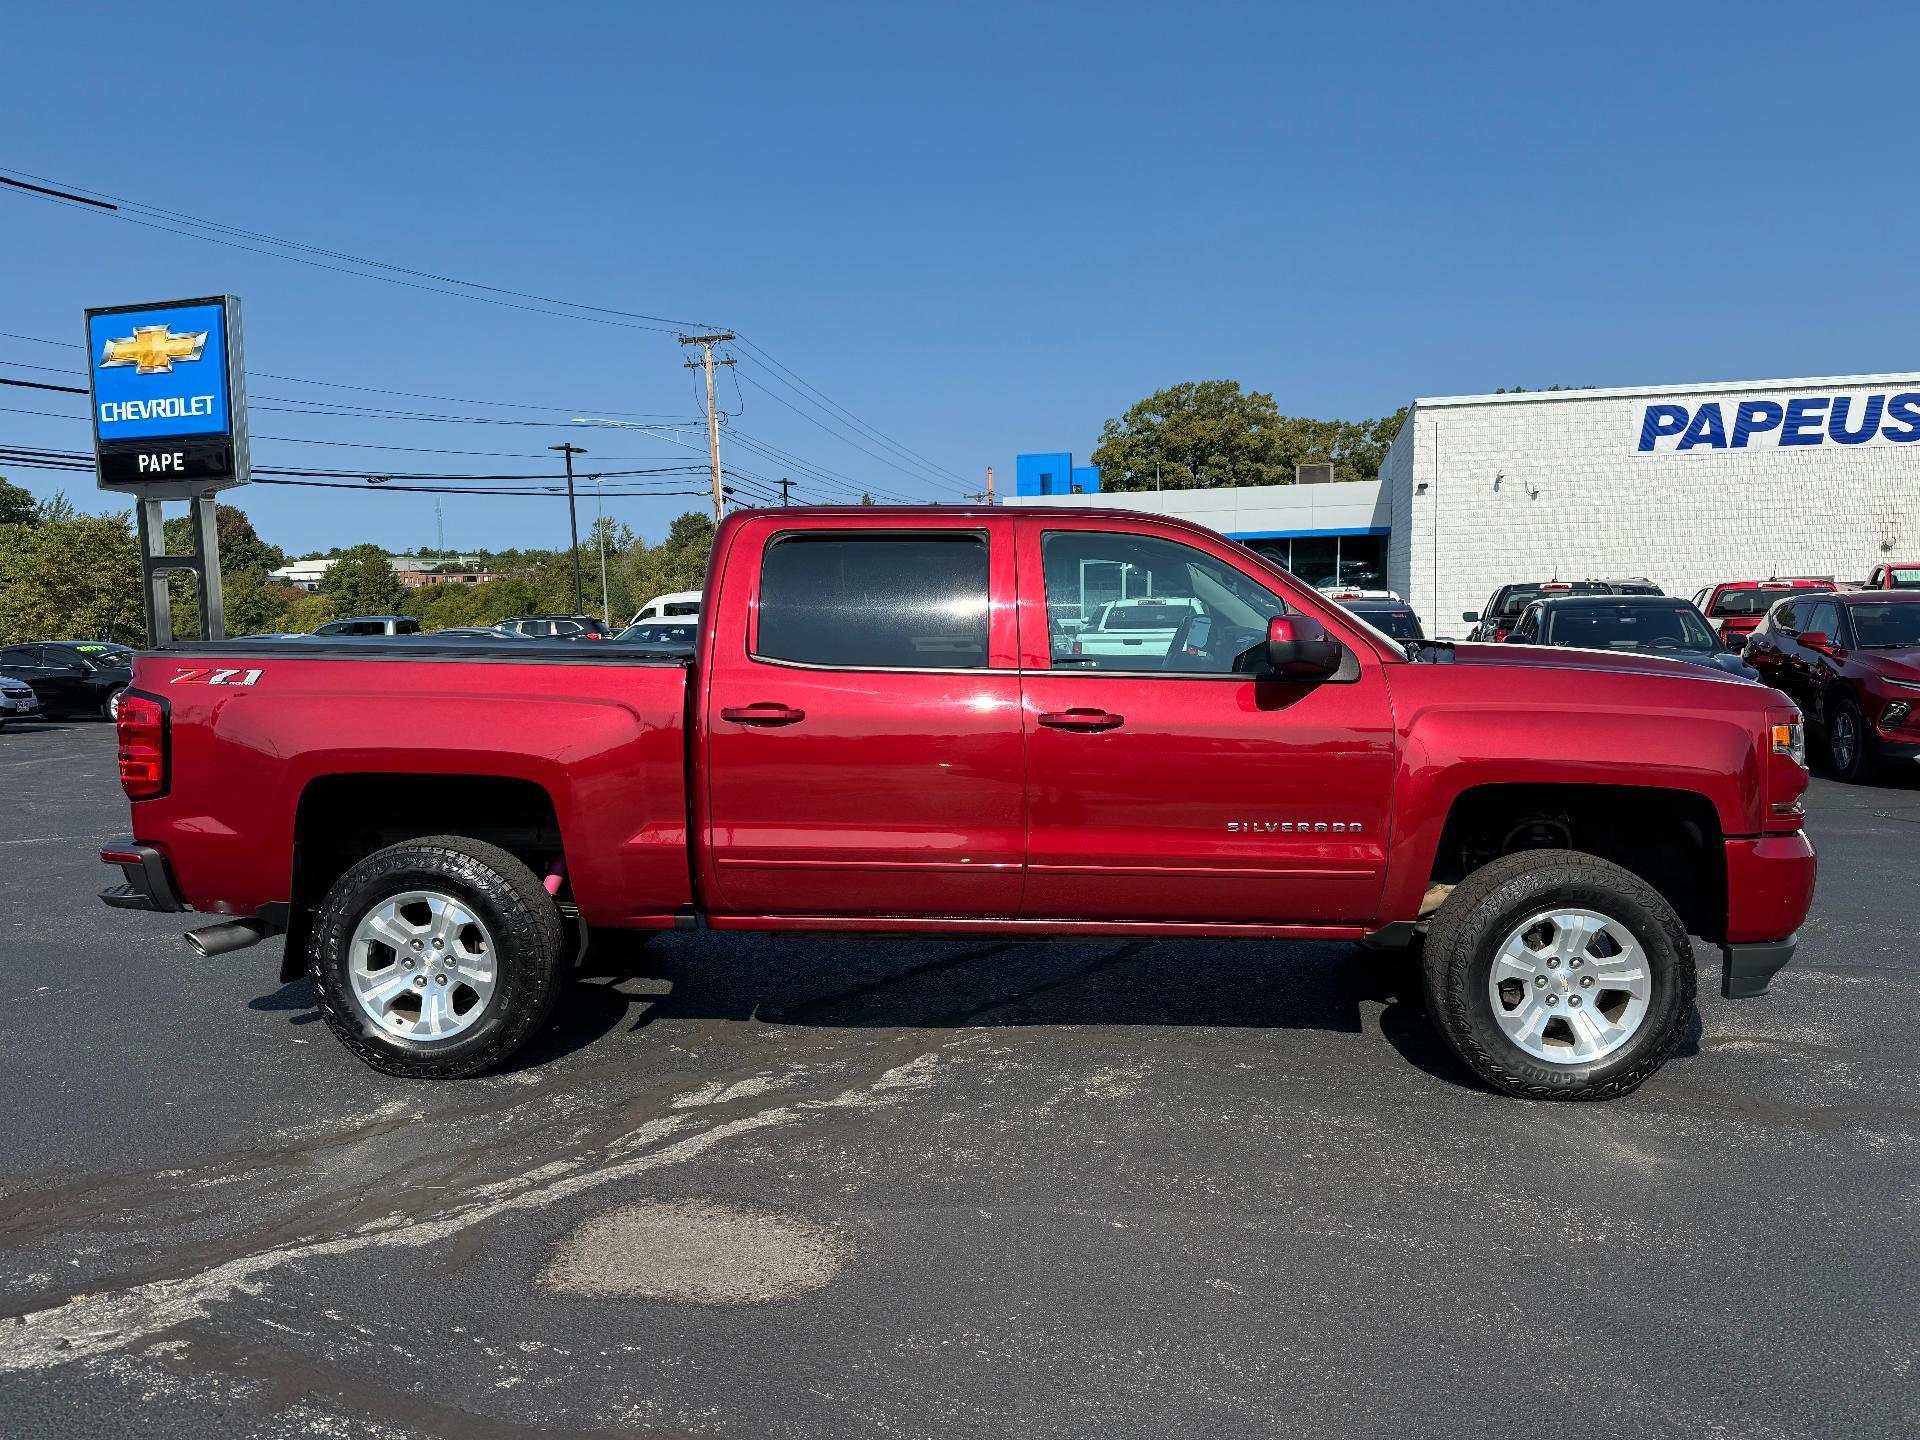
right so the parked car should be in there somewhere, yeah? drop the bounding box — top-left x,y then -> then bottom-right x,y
1690,579 -> 1836,651
629,591 -> 701,625
1862,563 -> 1920,592
1586,577 -> 1664,596
1463,581 -> 1610,641
0,642 -> 136,719
1319,584 -> 1403,602
1505,595 -> 1759,680
97,504 -> 1814,1100
428,626 -> 533,640
313,616 -> 422,638
497,615 -> 615,640
1073,597 -> 1207,662
1741,592 -> 1920,781
612,620 -> 699,648
0,673 -> 40,728
1335,598 -> 1425,639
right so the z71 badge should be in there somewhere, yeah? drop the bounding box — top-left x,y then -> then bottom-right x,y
170,667 -> 263,686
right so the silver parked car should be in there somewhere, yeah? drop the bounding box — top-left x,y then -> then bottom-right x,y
0,673 -> 41,728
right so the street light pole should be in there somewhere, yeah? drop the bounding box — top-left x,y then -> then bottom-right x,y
549,443 -> 587,615
593,472 -> 612,627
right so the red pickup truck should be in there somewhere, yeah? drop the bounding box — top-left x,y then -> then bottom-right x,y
98,507 -> 1816,1100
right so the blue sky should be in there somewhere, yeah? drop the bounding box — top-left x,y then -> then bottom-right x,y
3,1 -> 1916,554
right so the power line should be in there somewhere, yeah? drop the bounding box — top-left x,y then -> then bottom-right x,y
0,166 -> 719,335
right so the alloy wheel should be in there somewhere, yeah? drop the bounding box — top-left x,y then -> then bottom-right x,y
348,890 -> 499,1041
1487,908 -> 1653,1064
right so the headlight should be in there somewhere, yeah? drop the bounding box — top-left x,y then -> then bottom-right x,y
1772,720 -> 1806,767
1886,678 -> 1920,693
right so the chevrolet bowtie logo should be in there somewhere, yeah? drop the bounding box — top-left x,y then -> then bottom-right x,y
100,324 -> 208,375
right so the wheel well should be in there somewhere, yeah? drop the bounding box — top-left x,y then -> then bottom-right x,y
281,774 -> 565,981
1428,783 -> 1726,941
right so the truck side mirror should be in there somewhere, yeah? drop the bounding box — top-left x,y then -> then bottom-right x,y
1266,615 -> 1343,678
1462,611 -> 1479,623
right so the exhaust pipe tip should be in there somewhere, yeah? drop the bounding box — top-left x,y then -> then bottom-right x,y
185,918 -> 276,958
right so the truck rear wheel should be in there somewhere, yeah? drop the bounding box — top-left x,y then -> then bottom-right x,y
309,835 -> 565,1079
1421,851 -> 1695,1100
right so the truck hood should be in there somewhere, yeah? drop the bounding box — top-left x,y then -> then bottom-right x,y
1445,643 -> 1758,686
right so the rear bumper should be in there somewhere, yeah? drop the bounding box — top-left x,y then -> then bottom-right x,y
98,838 -> 186,914
1719,831 -> 1815,998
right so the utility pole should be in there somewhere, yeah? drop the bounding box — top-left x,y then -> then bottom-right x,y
986,465 -> 994,504
591,473 -> 612,627
679,332 -> 736,523
778,476 -> 792,506
549,443 -> 587,614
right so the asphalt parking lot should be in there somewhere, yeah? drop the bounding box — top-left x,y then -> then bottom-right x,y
1,721 -> 1914,1438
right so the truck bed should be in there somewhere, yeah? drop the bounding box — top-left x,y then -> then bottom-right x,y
125,640 -> 695,928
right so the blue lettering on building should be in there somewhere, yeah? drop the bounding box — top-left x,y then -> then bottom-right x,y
1637,392 -> 1920,451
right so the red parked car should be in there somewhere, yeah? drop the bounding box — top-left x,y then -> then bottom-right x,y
1862,563 -> 1920,592
1690,578 -> 1837,650
97,506 -> 1815,1100
1741,591 -> 1920,782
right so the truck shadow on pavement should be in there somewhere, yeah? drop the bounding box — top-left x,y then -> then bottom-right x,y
252,931 -> 1706,1093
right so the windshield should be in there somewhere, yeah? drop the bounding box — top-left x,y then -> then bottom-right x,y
69,644 -> 133,667
1349,608 -> 1423,639
616,623 -> 698,645
1710,587 -> 1815,617
1499,583 -> 1605,616
1848,603 -> 1920,648
1099,602 -> 1196,631
1544,603 -> 1718,653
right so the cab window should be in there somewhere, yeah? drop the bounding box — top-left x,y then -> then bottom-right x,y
1042,530 -> 1288,674
756,531 -> 989,669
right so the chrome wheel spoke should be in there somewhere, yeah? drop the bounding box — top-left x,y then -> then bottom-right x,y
355,966 -> 415,1013
363,908 -> 421,953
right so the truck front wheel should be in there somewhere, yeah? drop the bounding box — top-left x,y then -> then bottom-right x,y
309,835 -> 566,1079
1422,851 -> 1695,1100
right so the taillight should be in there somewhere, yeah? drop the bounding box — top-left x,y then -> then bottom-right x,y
1495,628 -> 1509,641
1763,706 -> 1807,829
116,692 -> 168,799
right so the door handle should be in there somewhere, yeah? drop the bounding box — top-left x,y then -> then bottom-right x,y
1038,708 -> 1124,732
720,704 -> 806,727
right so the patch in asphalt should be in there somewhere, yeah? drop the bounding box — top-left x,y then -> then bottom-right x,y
540,1199 -> 850,1302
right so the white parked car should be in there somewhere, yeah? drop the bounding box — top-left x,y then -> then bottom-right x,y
629,590 -> 701,625
1075,597 -> 1207,661
0,673 -> 40,728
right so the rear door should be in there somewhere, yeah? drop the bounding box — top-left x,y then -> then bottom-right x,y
1014,517 -> 1396,924
701,514 -> 1025,916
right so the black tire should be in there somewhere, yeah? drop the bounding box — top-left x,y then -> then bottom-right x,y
1422,850 -> 1695,1100
1825,694 -> 1874,783
310,835 -> 566,1079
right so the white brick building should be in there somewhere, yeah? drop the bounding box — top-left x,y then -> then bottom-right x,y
1381,373 -> 1919,630
1011,372 -> 1919,634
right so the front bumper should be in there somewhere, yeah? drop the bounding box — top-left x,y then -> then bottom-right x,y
1722,934 -> 1798,999
1719,831 -> 1815,998
99,838 -> 185,913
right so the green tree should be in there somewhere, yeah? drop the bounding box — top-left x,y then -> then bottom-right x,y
162,503 -> 286,576
1091,381 -> 1408,491
0,477 -> 37,527
321,544 -> 405,615
222,570 -> 297,636
617,511 -> 715,619
0,513 -> 146,644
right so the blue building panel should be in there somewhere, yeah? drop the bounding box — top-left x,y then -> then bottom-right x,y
1016,452 -> 1073,497
1070,464 -> 1101,494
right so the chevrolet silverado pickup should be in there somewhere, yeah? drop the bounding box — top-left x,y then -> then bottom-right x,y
98,507 -> 1817,1100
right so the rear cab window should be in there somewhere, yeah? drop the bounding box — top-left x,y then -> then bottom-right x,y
755,531 -> 990,669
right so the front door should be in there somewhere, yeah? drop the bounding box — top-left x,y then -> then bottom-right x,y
702,515 -> 1026,917
1015,518 -> 1396,924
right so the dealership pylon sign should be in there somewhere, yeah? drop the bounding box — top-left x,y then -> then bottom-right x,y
86,296 -> 251,643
